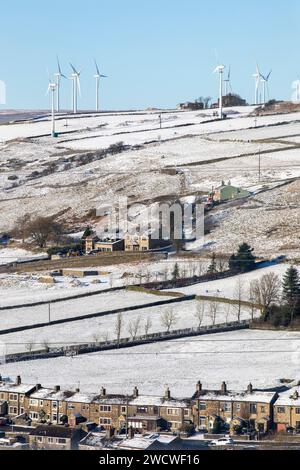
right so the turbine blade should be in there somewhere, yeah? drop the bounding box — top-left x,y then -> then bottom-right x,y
70,63 -> 78,74
94,59 -> 100,76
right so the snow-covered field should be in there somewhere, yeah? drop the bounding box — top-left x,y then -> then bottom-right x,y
0,247 -> 47,265
170,264 -> 289,300
1,299 -> 257,355
1,330 -> 300,396
0,290 -> 174,331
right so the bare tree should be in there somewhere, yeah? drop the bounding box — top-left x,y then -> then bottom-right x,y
128,317 -> 141,341
194,300 -> 206,329
208,300 -> 219,326
102,332 -> 110,343
232,279 -> 245,323
13,213 -> 31,242
144,317 -> 153,336
160,308 -> 178,333
92,333 -> 101,345
26,341 -> 34,353
225,304 -> 232,324
42,339 -> 50,353
251,273 -> 281,317
114,313 -> 123,345
24,216 -> 63,248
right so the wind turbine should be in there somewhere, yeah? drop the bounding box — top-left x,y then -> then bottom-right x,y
214,64 -> 225,119
54,56 -> 67,113
46,75 -> 57,137
253,64 -> 261,105
260,70 -> 272,106
94,59 -> 107,112
69,63 -> 82,114
223,66 -> 232,96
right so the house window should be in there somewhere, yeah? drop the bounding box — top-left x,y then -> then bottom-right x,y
67,404 -> 75,410
167,408 -> 179,416
52,401 -> 58,409
199,402 -> 206,411
137,406 -> 148,414
30,412 -> 39,420
0,393 -> 4,400
236,403 -> 241,411
199,417 -> 207,428
9,406 -> 18,415
100,405 -> 111,412
52,414 -> 57,422
184,409 -> 190,416
250,404 -> 257,414
277,407 -> 285,414
57,438 -> 66,444
37,437 -> 43,443
295,408 -> 300,415
121,406 -> 127,414
261,406 -> 266,413
9,394 -> 18,401
100,417 -> 112,425
82,405 -> 89,411
223,403 -> 232,412
48,438 -> 54,443
30,399 -> 38,406
39,400 -> 44,406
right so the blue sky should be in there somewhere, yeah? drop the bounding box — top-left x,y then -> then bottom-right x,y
1,0 -> 300,110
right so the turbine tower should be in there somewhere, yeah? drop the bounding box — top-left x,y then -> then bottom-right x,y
46,78 -> 57,137
253,64 -> 261,105
260,70 -> 272,106
94,59 -> 107,112
69,63 -> 82,114
54,56 -> 67,113
214,65 -> 225,119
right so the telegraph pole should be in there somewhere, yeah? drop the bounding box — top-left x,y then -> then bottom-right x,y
48,302 -> 51,323
159,114 -> 162,129
258,149 -> 261,182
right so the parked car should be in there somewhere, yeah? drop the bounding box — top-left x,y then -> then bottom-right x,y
210,437 -> 234,447
0,418 -> 8,426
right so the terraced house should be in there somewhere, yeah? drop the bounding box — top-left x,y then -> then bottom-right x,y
274,386 -> 300,432
0,376 -> 286,437
0,376 -> 37,418
192,381 -> 278,433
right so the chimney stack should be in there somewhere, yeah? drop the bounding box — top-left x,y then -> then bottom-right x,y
101,387 -> 106,397
133,387 -> 139,398
35,384 -> 41,392
196,381 -> 202,393
165,387 -> 171,400
54,385 -> 60,393
247,383 -> 253,394
16,376 -> 22,386
221,382 -> 227,394
75,388 -> 80,393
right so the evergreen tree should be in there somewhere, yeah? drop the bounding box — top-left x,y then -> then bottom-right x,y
229,243 -> 256,273
172,262 -> 180,282
208,252 -> 217,275
82,226 -> 93,239
282,266 -> 300,317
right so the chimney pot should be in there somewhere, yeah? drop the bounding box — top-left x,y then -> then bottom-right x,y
165,387 -> 171,400
196,381 -> 202,393
247,383 -> 253,394
133,387 -> 139,398
16,376 -> 21,386
54,385 -> 60,392
101,387 -> 106,397
221,382 -> 227,394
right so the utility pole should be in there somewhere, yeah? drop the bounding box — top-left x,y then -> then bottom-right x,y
159,114 -> 162,129
258,149 -> 261,182
48,302 -> 51,323
125,394 -> 129,438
